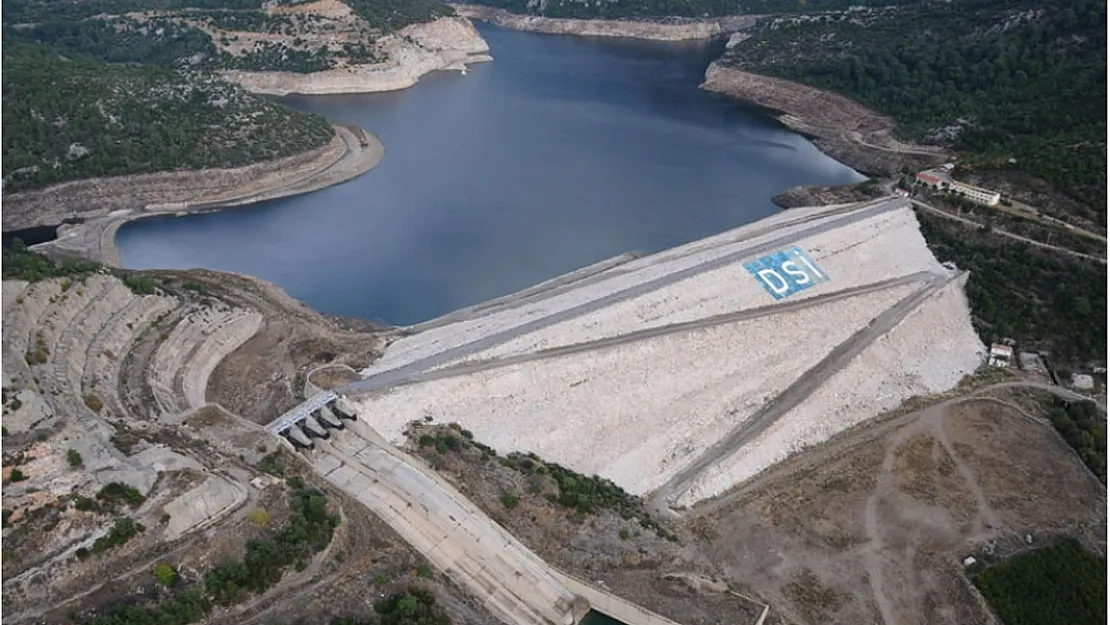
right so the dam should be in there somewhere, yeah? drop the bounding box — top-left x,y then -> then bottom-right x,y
330,197 -> 986,508
262,196 -> 985,624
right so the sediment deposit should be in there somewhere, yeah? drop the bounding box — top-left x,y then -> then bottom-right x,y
222,17 -> 492,95
452,4 -> 756,41
345,199 -> 986,507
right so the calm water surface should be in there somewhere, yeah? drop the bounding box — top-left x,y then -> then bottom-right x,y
116,25 -> 864,325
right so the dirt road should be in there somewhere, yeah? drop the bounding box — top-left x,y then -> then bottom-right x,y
909,198 -> 1106,264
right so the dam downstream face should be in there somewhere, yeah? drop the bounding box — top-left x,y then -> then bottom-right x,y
115,24 -> 864,325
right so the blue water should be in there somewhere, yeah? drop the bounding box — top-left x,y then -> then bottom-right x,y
116,24 -> 864,325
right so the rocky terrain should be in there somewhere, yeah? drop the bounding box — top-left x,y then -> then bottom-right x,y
7,125 -> 381,266
452,4 -> 756,41
402,381 -> 1105,625
0,263 -> 487,623
223,15 -> 492,95
772,182 -> 887,209
701,63 -> 948,176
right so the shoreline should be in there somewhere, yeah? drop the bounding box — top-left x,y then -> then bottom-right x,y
452,3 -> 757,41
23,124 -> 383,267
449,6 -> 945,177
700,62 -> 949,176
220,16 -> 492,96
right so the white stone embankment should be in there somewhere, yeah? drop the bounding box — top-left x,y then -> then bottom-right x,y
362,202 -> 931,376
358,283 -> 919,496
452,4 -> 757,41
221,17 -> 491,95
349,201 -> 986,506
21,124 -> 381,266
678,274 -> 984,506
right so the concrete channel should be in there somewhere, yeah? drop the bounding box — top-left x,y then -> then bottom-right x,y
300,418 -> 689,625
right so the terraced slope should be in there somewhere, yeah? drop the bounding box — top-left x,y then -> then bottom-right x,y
0,267 -> 387,621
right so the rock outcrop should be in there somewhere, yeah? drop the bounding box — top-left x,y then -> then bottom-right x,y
222,17 -> 492,95
700,62 -> 948,175
452,3 -> 756,41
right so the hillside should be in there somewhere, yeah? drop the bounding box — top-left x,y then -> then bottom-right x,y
456,0 -> 916,19
2,0 -> 456,74
721,0 -> 1107,226
1,44 -> 336,192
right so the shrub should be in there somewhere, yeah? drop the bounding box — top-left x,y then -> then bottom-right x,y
153,562 -> 178,587
500,493 -> 520,510
84,394 -> 103,413
619,528 -> 631,540
2,509 -> 11,528
92,517 -> 145,554
974,537 -> 1106,625
74,496 -> 96,511
374,585 -> 450,625
97,482 -> 146,507
9,469 -> 27,482
258,452 -> 284,477
67,448 -> 83,467
248,508 -> 270,527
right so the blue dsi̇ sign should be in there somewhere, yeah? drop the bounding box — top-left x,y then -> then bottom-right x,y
744,246 -> 830,300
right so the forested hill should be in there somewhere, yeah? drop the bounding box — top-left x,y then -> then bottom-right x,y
723,0 -> 1107,225
458,0 -> 918,19
1,44 -> 335,192
1,0 -> 453,74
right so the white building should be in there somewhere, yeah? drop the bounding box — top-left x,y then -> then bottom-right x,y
989,343 -> 1014,367
950,181 -> 1001,206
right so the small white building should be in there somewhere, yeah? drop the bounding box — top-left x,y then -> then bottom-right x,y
950,181 -> 1001,206
1071,373 -> 1095,391
989,344 -> 1014,367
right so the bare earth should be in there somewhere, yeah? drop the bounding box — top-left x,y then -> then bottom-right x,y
690,383 -> 1106,625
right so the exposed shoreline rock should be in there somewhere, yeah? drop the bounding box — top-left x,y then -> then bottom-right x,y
772,182 -> 887,209
452,3 -> 756,41
700,62 -> 948,176
8,124 -> 382,266
221,16 -> 492,95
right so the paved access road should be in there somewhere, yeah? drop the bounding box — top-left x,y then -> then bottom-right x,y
311,420 -> 688,625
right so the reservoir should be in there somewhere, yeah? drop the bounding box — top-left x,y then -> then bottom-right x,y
116,24 -> 864,325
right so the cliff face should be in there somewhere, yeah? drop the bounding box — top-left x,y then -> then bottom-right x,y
700,62 -> 947,175
452,3 -> 756,41
221,17 -> 492,96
